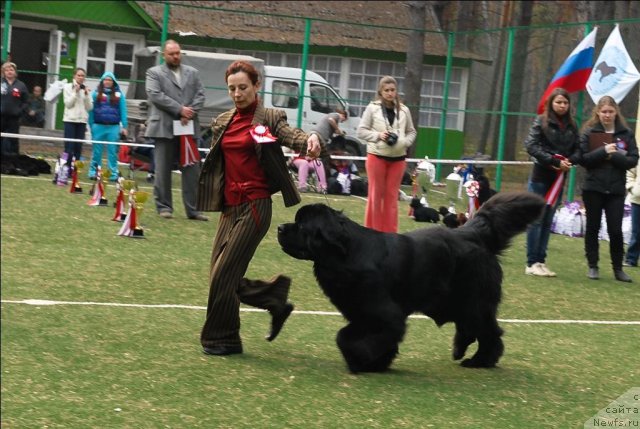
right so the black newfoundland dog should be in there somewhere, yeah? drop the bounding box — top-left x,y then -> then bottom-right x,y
277,192 -> 544,373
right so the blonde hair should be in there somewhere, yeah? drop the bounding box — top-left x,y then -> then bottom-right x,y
2,62 -> 17,73
375,75 -> 401,118
583,95 -> 629,131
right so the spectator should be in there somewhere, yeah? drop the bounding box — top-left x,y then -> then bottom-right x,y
291,153 -> 327,193
624,159 -> 640,267
523,88 -> 580,277
88,72 -> 128,181
1,61 -> 29,155
357,76 -> 416,232
62,68 -> 93,162
196,60 -> 322,356
579,95 -> 638,282
311,108 -> 347,145
145,39 -> 208,221
21,85 -> 45,128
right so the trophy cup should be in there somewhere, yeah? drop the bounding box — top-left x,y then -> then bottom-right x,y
88,167 -> 110,206
118,188 -> 150,238
69,159 -> 85,194
113,178 -> 135,221
415,158 -> 435,207
445,168 -> 462,213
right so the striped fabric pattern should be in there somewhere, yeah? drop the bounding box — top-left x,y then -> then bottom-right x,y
197,105 -> 316,211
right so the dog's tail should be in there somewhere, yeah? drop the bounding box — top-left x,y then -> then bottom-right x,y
462,191 -> 545,254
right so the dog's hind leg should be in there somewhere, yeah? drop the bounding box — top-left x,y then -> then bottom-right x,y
452,322 -> 476,361
460,313 -> 504,368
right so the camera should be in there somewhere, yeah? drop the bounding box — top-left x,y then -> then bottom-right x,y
386,132 -> 398,146
79,84 -> 86,90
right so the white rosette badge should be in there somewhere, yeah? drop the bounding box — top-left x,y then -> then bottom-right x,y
249,124 -> 277,144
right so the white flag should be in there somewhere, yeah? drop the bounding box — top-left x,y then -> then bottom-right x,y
586,24 -> 640,104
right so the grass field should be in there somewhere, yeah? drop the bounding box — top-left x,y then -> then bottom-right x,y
2,170 -> 639,429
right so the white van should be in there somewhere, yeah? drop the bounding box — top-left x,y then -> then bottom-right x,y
127,48 -> 365,156
262,66 -> 364,155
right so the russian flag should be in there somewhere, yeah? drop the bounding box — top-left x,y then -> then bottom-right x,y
537,28 -> 597,114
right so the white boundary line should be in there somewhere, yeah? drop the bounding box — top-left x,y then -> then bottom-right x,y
2,299 -> 639,325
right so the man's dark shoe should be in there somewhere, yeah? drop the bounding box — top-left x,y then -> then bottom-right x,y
588,267 -> 599,280
614,269 -> 632,283
188,214 -> 209,221
202,344 -> 243,356
266,303 -> 294,342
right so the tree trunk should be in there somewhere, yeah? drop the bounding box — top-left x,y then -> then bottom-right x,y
478,1 -> 512,157
503,1 -> 533,161
404,1 -> 427,160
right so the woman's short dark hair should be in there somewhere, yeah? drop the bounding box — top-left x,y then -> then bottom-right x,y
225,61 -> 260,85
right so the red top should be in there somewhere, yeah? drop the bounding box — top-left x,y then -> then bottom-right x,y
221,100 -> 271,206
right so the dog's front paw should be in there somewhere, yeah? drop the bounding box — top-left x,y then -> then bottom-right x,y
460,356 -> 497,368
452,346 -> 465,361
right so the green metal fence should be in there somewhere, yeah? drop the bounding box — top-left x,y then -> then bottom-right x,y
2,1 -> 639,199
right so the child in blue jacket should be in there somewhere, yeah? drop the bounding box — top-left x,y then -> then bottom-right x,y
88,72 -> 128,181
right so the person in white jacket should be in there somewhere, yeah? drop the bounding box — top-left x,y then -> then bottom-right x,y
357,75 -> 416,232
62,68 -> 93,163
625,161 -> 640,267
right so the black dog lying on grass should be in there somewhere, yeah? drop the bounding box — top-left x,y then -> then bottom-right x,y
278,192 -> 544,373
410,197 -> 440,223
438,207 -> 468,229
1,154 -> 51,176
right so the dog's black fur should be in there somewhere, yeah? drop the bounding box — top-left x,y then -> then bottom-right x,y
438,206 -> 468,229
477,174 -> 497,206
278,192 -> 544,373
0,154 -> 51,176
410,197 -> 440,223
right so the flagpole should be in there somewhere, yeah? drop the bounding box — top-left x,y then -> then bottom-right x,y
567,24 -> 593,202
636,85 -> 639,144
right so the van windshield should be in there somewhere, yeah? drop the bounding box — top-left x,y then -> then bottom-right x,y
310,84 -> 344,114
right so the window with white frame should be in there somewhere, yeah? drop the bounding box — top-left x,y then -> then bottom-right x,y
78,30 -> 143,81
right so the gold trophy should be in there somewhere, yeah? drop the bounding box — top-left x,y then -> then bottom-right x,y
118,186 -> 150,238
131,190 -> 150,238
69,160 -> 85,194
113,179 -> 136,221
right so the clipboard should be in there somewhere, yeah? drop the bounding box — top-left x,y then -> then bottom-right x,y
588,132 -> 613,151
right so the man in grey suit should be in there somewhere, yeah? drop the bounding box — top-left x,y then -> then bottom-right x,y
145,39 -> 208,221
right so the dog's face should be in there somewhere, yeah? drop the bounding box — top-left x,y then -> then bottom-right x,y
278,204 -> 349,262
410,197 -> 422,209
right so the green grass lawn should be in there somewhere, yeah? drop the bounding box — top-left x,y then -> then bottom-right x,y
2,172 -> 639,428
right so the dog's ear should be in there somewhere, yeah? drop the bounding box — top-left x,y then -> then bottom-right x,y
308,222 -> 349,260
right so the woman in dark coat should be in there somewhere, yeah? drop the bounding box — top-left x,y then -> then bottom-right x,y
579,95 -> 638,282
524,88 -> 580,277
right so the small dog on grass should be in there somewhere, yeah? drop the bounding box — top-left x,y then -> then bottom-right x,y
439,207 -> 468,229
410,198 -> 440,223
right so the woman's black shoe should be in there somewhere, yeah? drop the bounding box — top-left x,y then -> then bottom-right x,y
266,303 -> 294,342
202,345 -> 243,356
614,269 -> 632,283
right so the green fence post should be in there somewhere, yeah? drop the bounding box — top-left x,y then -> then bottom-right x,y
495,28 -> 515,191
297,18 -> 312,129
2,0 -> 12,62
435,31 -> 455,182
567,23 -> 593,202
159,2 -> 170,64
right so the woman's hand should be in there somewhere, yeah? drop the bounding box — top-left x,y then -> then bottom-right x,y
605,143 -> 617,154
379,131 -> 389,142
306,133 -> 321,159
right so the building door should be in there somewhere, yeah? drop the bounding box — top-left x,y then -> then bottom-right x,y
9,26 -> 50,94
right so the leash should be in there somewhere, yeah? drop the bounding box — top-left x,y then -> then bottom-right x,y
309,158 -> 331,206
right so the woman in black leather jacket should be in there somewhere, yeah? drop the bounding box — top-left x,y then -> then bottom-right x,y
524,88 -> 580,278
579,95 -> 638,282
